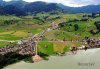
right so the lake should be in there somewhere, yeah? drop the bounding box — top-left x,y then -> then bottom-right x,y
4,48 -> 100,69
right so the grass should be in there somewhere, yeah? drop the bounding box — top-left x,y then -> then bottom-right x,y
38,42 -> 54,55
38,41 -> 82,55
23,29 -> 43,35
55,30 -> 77,40
0,31 -> 29,40
44,30 -> 57,40
32,19 -> 41,24
12,31 -> 29,37
0,29 -> 43,41
53,42 -> 67,53
0,41 -> 10,48
0,41 -> 17,48
0,34 -> 22,40
64,46 -> 70,52
0,15 -> 22,20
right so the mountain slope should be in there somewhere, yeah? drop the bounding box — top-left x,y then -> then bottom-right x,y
0,1 -> 100,16
2,5 -> 26,16
0,0 -> 6,6
6,0 -> 27,9
0,1 -> 62,15
24,1 -> 61,12
58,4 -> 100,13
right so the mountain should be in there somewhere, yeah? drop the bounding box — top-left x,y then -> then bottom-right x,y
2,5 -> 26,16
6,0 -> 27,9
24,1 -> 61,13
0,6 -> 3,14
0,0 -> 27,16
0,0 -> 6,6
75,5 -> 100,13
0,1 -> 100,16
0,1 -> 62,16
58,3 -> 100,13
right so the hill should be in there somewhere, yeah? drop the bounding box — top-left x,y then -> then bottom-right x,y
24,1 -> 61,13
0,1 -> 62,16
6,0 -> 27,9
58,3 -> 100,13
0,0 -> 5,6
0,1 -> 100,15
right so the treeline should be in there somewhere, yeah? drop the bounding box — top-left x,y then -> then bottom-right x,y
0,19 -> 34,26
67,13 -> 100,23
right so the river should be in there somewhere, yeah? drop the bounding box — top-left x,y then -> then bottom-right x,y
4,48 -> 100,69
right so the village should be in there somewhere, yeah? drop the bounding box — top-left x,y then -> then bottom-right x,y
0,22 -> 100,57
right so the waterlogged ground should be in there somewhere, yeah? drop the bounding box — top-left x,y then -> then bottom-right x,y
4,48 -> 100,69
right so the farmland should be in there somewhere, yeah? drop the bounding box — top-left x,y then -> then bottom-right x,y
0,12 -> 100,51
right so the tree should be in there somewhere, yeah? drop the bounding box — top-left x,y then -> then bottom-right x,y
74,24 -> 79,31
58,22 -> 65,27
89,29 -> 97,35
94,21 -> 100,31
91,13 -> 96,18
4,20 -> 12,25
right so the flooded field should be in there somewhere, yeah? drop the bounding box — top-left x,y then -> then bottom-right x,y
4,48 -> 100,69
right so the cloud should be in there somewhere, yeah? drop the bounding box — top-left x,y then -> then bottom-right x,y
4,0 -> 100,7
60,0 -> 100,7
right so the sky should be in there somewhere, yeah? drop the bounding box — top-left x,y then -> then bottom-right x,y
4,0 -> 100,7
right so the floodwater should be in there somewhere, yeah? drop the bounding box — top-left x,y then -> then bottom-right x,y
4,48 -> 100,69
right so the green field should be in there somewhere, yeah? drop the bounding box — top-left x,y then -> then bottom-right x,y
38,41 -> 83,55
38,42 -> 68,55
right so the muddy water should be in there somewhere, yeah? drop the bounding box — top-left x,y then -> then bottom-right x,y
4,48 -> 100,69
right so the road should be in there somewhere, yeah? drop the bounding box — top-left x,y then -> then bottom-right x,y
0,27 -> 54,55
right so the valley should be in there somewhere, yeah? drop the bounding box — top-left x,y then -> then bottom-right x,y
0,0 -> 100,69
0,12 -> 100,69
